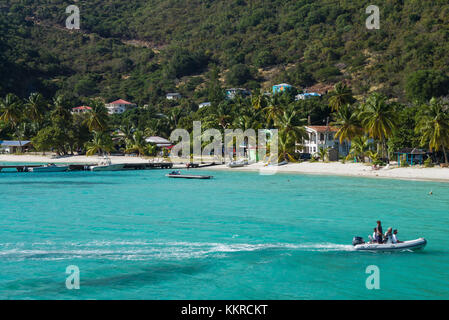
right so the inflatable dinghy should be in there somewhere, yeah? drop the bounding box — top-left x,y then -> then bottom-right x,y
352,237 -> 427,252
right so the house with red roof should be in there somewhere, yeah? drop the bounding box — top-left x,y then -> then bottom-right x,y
71,106 -> 92,114
105,99 -> 137,114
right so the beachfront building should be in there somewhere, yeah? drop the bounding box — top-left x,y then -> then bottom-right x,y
297,126 -> 350,159
0,140 -> 32,154
395,148 -> 428,166
225,88 -> 251,100
295,92 -> 321,100
272,83 -> 294,95
105,99 -> 137,115
199,102 -> 211,109
166,93 -> 182,100
71,106 -> 92,114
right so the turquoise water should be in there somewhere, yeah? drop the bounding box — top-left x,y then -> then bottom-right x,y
0,165 -> 448,299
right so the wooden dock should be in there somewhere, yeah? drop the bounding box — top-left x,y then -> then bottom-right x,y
0,162 -> 175,172
0,162 -> 220,173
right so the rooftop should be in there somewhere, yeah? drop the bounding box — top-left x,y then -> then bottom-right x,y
306,126 -> 338,133
395,148 -> 428,155
72,106 -> 92,110
0,140 -> 32,147
273,83 -> 292,87
145,136 -> 172,147
108,99 -> 134,105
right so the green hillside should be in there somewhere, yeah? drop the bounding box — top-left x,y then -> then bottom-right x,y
2,0 -> 449,103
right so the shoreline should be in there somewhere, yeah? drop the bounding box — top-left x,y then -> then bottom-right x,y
2,154 -> 449,183
198,162 -> 449,183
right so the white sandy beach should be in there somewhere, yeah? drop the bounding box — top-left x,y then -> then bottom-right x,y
201,161 -> 449,183
1,154 -> 449,182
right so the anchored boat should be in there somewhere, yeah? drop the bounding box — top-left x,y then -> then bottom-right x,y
30,163 -> 69,172
166,171 -> 213,179
89,157 -> 125,171
352,236 -> 427,252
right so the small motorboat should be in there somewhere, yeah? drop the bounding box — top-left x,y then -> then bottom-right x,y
227,159 -> 247,168
166,171 -> 213,179
352,236 -> 427,252
89,157 -> 125,171
30,163 -> 69,172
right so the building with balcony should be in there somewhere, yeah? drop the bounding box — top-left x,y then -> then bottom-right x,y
105,99 -> 137,114
297,126 -> 350,158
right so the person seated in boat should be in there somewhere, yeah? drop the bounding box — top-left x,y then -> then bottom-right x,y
371,228 -> 379,243
375,221 -> 383,243
392,229 -> 402,243
384,227 -> 393,243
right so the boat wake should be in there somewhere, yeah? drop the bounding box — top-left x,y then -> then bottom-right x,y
0,241 -> 354,261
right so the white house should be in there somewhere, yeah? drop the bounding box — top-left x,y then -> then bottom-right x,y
71,106 -> 92,114
295,92 -> 321,100
0,140 -> 32,154
166,93 -> 182,100
199,102 -> 211,109
105,99 -> 137,115
297,126 -> 350,157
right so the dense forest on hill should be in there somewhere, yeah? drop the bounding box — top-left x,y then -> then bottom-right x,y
2,0 -> 449,104
2,1 -> 449,164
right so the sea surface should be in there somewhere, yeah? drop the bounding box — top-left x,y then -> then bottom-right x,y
0,164 -> 448,299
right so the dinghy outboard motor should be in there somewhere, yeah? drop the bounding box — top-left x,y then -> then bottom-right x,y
352,236 -> 365,246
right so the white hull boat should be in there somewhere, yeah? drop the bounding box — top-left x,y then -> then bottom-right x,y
89,156 -> 125,171
227,160 -> 246,168
90,163 -> 125,171
352,237 -> 427,252
30,164 -> 69,172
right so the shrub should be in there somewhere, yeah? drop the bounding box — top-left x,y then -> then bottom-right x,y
424,157 -> 434,168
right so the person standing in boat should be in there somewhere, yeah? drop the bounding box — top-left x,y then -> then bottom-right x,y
375,221 -> 383,243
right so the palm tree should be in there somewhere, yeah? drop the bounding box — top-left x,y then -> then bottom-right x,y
263,95 -> 285,126
275,106 -> 307,162
125,130 -> 149,156
415,98 -> 449,163
332,104 -> 363,144
0,93 -> 23,147
51,95 -> 72,123
346,135 -> 372,162
118,122 -> 134,143
366,150 -> 381,164
251,89 -> 267,110
204,102 -> 232,130
328,82 -> 355,111
86,100 -> 109,132
25,92 -> 46,126
317,146 -> 330,162
358,93 -> 398,159
278,131 -> 298,162
85,131 -> 114,156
